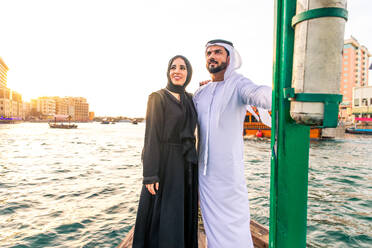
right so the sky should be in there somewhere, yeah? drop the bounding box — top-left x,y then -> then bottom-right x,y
1,0 -> 371,117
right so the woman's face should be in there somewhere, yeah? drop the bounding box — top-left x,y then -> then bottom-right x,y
169,58 -> 187,86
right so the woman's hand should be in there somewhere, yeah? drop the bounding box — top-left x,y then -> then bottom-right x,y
199,80 -> 211,86
145,182 -> 159,195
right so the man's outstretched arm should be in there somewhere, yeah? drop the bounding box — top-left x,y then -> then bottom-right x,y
238,78 -> 272,110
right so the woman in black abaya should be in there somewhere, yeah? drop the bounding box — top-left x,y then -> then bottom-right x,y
132,55 -> 198,248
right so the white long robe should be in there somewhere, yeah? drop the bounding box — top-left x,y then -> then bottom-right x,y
193,77 -> 271,248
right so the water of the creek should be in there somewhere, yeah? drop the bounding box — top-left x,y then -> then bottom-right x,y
0,123 -> 371,247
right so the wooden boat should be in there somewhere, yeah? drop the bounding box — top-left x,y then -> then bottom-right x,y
116,220 -> 269,248
131,119 -> 138,125
49,123 -> 77,129
243,109 -> 322,139
49,115 -> 77,129
101,120 -> 110,124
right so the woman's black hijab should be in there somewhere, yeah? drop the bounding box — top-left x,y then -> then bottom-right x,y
166,55 -> 193,94
166,55 -> 198,182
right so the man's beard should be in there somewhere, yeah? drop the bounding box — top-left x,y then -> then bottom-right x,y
207,62 -> 228,73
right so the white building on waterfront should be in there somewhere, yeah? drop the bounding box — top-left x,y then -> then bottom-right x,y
353,86 -> 372,118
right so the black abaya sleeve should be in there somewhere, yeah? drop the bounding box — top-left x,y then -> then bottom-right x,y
142,92 -> 164,185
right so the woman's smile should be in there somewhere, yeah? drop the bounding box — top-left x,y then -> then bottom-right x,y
172,74 -> 183,81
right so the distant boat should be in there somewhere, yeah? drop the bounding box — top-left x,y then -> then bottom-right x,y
49,115 -> 77,129
347,118 -> 372,135
0,116 -> 22,124
345,128 -> 372,135
131,119 -> 138,125
101,121 -> 110,124
49,123 -> 77,129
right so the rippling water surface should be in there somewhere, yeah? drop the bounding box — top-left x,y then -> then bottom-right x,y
0,123 -> 371,247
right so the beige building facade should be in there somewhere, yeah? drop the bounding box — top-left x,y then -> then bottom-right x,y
52,96 -> 69,115
30,96 -> 90,121
23,102 -> 31,120
35,97 -> 56,117
65,97 -> 89,121
0,57 -> 9,118
0,57 -> 8,89
0,57 -> 24,120
339,37 -> 371,121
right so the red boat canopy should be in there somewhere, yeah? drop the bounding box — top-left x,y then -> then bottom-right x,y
53,115 -> 71,121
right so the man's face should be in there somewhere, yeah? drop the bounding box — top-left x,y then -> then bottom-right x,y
205,45 -> 229,74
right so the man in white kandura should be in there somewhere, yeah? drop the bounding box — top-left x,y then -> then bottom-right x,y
193,39 -> 272,248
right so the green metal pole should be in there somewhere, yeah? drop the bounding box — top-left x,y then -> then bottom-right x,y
269,0 -> 311,247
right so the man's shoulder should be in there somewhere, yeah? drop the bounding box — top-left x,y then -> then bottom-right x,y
193,83 -> 211,100
236,75 -> 253,85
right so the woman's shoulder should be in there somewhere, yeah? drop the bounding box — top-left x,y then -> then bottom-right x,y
185,91 -> 193,99
147,89 -> 166,106
149,89 -> 166,98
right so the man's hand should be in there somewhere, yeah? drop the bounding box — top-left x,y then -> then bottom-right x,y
199,80 -> 211,86
146,182 -> 159,195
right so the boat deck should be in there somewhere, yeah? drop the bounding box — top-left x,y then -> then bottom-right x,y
116,220 -> 269,248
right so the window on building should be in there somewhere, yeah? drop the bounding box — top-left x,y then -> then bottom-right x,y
354,99 -> 359,106
344,79 -> 347,82
344,55 -> 348,59
344,61 -> 348,65
343,90 -> 347,94
344,85 -> 347,88
362,98 -> 368,106
344,67 -> 348,71
370,98 -> 372,105
344,73 -> 348,76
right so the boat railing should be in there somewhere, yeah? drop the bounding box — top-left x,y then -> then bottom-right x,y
244,123 -> 270,130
